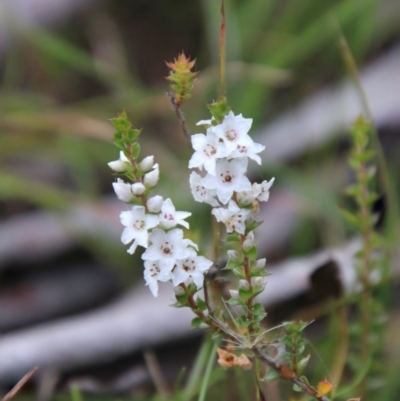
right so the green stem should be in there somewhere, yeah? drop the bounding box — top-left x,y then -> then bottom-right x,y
219,0 -> 226,96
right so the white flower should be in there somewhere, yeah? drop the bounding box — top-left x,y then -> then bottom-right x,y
202,158 -> 252,204
144,260 -> 173,297
253,178 -> 275,202
230,141 -> 265,165
131,182 -> 145,196
139,155 -> 154,172
212,200 -> 250,235
196,118 -> 213,126
172,253 -> 213,288
147,195 -> 164,213
189,172 -> 220,207
144,164 -> 159,187
213,111 -> 253,153
159,198 -> 191,229
120,206 -> 160,254
188,129 -> 227,175
142,228 -> 192,272
108,151 -> 130,172
236,189 -> 256,206
113,178 -> 134,202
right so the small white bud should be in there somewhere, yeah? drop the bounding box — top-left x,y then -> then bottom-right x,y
108,151 -> 130,172
236,190 -> 254,206
227,250 -> 239,260
242,239 -> 253,252
251,277 -> 265,289
131,182 -> 145,195
174,286 -> 185,296
254,258 -> 266,270
229,289 -> 239,299
139,155 -> 154,172
239,279 -> 250,291
246,231 -> 255,242
147,195 -> 163,213
112,178 -> 134,202
144,164 -> 159,187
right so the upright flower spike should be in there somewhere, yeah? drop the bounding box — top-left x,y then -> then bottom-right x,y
166,53 -> 197,106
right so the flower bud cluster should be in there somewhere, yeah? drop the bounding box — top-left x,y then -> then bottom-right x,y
188,110 -> 274,330
109,113 -> 212,297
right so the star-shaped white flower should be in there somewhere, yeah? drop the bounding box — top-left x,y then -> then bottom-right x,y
212,200 -> 250,234
144,260 -> 173,297
142,228 -> 193,273
202,158 -> 252,204
253,178 -> 275,202
189,172 -> 220,207
159,198 -> 191,229
188,129 -> 227,175
230,141 -> 265,165
108,151 -> 130,172
212,111 -> 253,153
172,252 -> 213,288
112,178 -> 134,202
120,206 -> 160,254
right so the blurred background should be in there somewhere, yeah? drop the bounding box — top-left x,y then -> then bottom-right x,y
1,0 -> 400,399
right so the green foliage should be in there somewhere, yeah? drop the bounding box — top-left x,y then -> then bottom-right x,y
282,321 -> 310,375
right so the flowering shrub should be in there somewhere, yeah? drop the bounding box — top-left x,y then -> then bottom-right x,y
107,53 -> 345,401
108,109 -> 273,299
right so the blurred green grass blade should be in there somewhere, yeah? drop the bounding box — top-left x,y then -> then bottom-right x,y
266,0 -> 370,68
237,0 -> 378,120
198,340 -> 218,401
69,385 -> 84,401
237,0 -> 278,56
56,134 -> 99,197
181,336 -> 213,401
0,171 -> 82,209
17,26 -> 141,91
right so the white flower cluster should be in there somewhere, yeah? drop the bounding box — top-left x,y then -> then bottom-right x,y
109,153 -> 212,297
188,111 -> 274,235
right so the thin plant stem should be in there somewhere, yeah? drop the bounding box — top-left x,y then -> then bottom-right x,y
219,0 -> 226,96
2,368 -> 38,401
253,347 -> 332,401
144,349 -> 170,399
198,341 -> 219,401
167,90 -> 191,145
330,306 -> 349,392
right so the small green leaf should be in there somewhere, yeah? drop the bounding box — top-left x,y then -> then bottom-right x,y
196,297 -> 207,312
131,143 -> 141,159
252,302 -> 266,317
261,368 -> 280,382
226,233 -> 240,242
207,96 -> 230,122
243,245 -> 257,259
191,317 -> 204,329
225,259 -> 244,270
110,111 -> 131,131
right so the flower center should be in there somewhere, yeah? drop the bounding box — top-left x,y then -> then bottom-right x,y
149,263 -> 160,277
133,219 -> 145,230
226,129 -> 237,141
236,145 -> 247,154
182,259 -> 196,272
204,144 -> 217,157
220,171 -> 234,183
162,213 -> 175,222
161,241 -> 173,256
